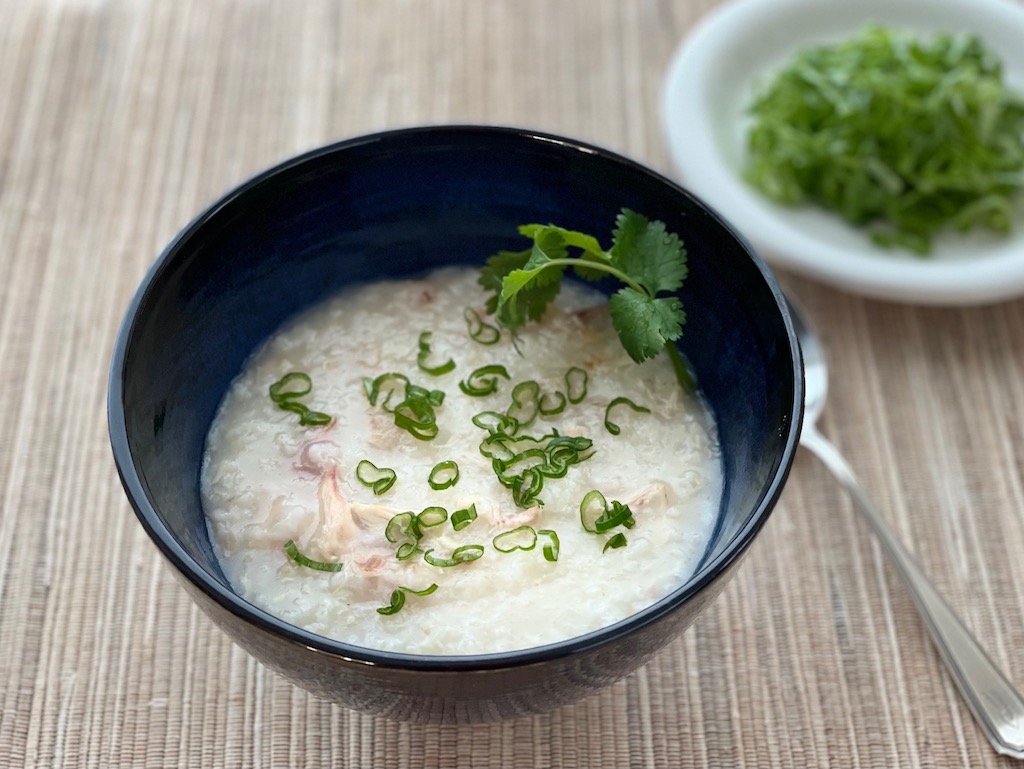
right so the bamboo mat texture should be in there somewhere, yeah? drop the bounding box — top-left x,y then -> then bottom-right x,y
2,1 -> 1024,767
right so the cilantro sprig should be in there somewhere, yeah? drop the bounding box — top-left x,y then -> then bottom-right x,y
479,209 -> 694,392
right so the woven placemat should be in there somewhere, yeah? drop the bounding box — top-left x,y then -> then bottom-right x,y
2,1 -> 1023,766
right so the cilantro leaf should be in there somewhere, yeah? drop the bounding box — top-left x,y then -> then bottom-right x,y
522,227 -> 567,279
499,264 -> 563,330
608,289 -> 685,363
519,224 -> 604,257
495,227 -> 569,330
479,249 -> 531,315
521,223 -> 611,281
479,209 -> 694,392
610,209 -> 688,294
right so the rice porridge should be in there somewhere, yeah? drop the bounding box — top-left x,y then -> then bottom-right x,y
200,267 -> 722,655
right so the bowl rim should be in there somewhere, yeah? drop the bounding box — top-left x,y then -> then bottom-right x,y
107,124 -> 804,672
661,0 -> 1024,305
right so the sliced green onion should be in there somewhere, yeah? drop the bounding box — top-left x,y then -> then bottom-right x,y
459,364 -> 510,397
385,512 -> 421,545
464,307 -> 501,345
269,372 -> 312,402
423,544 -> 485,567
405,383 -> 446,407
594,500 -> 635,533
471,411 -> 519,435
376,583 -> 439,616
506,380 -> 540,427
580,491 -> 636,536
355,459 -> 397,495
485,430 -> 594,509
427,460 -> 460,490
450,503 -> 478,531
537,529 -> 560,562
363,372 -> 410,412
388,507 -> 448,559
416,506 -> 448,528
603,532 -> 628,553
385,511 -> 432,561
604,396 -> 651,436
403,583 -> 439,597
544,436 -> 594,475
492,525 -> 538,553
580,490 -> 608,534
277,400 -> 331,426
393,396 -> 440,441
270,373 -> 332,427
283,539 -> 343,572
416,331 -> 456,376
565,367 -> 588,404
538,390 -> 567,416
377,589 -> 406,615
511,467 -> 544,508
493,448 -> 547,484
480,430 -> 541,462
298,410 -> 332,426
277,401 -> 309,418
396,542 -> 420,561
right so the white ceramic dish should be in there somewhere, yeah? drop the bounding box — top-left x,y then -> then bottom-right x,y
661,0 -> 1024,305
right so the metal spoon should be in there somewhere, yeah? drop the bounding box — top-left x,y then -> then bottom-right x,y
789,297 -> 1024,760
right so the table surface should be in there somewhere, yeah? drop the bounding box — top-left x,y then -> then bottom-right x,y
2,1 -> 1024,767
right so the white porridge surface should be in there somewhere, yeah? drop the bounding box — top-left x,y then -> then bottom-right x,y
201,267 -> 721,654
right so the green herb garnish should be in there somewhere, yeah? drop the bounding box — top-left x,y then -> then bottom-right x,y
393,395 -> 442,441
464,307 -> 501,345
270,372 -> 313,401
565,366 -> 588,404
481,429 -> 595,508
376,583 -> 439,615
505,380 -> 540,428
471,411 -> 520,435
538,529 -> 560,562
362,372 -> 409,412
603,396 -> 651,436
480,209 -> 693,392
384,507 -> 453,560
269,372 -> 332,426
283,539 -> 343,572
427,460 -> 460,490
355,459 -> 397,495
459,364 -> 511,397
417,506 -> 449,528
580,490 -> 635,533
745,25 -> 1024,254
416,331 -> 456,376
580,490 -> 636,552
450,503 -> 478,531
385,511 -> 422,560
602,532 -> 628,553
538,390 -> 567,416
364,372 -> 445,441
423,544 -> 485,567
492,525 -> 538,553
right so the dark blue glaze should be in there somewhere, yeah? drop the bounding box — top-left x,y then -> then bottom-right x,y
108,126 -> 803,723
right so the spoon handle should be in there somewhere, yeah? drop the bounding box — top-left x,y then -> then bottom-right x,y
802,426 -> 1024,760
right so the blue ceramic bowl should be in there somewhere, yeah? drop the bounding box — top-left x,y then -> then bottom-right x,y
108,126 -> 803,723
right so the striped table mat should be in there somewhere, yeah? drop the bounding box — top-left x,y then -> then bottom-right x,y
2,1 -> 1023,766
